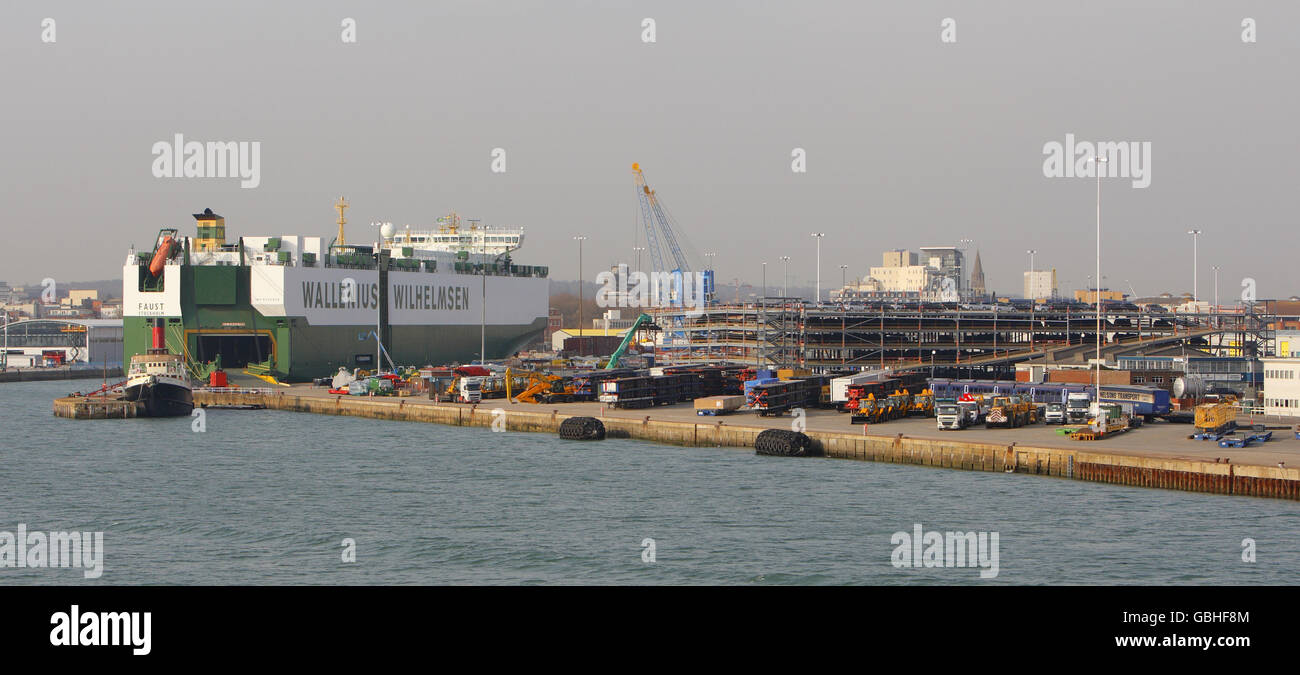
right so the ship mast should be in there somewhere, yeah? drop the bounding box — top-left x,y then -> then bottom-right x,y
334,196 -> 349,246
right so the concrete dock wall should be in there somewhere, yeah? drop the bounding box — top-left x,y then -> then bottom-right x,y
3,368 -> 123,383
53,396 -> 142,418
188,392 -> 1300,501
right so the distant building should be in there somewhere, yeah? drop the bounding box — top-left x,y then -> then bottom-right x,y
1261,357 -> 1300,417
869,265 -> 932,294
1131,293 -> 1187,311
550,327 -> 631,352
1117,349 -> 1262,400
0,281 -> 22,305
44,305 -> 94,319
591,309 -> 638,331
1260,300 -> 1300,332
544,307 -> 561,344
1275,330 -> 1300,358
64,289 -> 99,308
919,246 -> 966,298
869,250 -> 933,294
969,251 -> 986,297
1074,288 -> 1124,304
1023,269 -> 1057,300
882,249 -> 919,267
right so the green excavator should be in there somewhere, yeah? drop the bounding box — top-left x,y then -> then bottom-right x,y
604,313 -> 654,370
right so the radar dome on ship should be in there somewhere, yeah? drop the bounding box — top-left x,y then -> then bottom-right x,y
380,222 -> 396,239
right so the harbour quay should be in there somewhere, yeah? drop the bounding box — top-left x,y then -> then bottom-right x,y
216,385 -> 1300,501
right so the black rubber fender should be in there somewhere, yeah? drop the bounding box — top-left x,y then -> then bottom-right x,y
754,429 -> 819,457
559,416 -> 606,440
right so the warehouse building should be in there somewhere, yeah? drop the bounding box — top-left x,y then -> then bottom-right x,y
1261,357 -> 1300,417
1,318 -> 123,369
1023,269 -> 1057,300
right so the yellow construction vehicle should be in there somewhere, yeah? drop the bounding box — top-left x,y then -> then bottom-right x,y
886,390 -> 912,420
1019,394 -> 1042,424
986,395 -> 1031,428
907,388 -> 935,417
505,368 -> 575,404
850,393 -> 888,425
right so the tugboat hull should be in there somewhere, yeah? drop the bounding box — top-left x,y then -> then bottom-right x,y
123,382 -> 195,417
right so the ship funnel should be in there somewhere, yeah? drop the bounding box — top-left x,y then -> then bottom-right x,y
152,323 -> 164,350
192,208 -> 225,252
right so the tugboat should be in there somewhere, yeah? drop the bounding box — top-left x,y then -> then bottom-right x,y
122,320 -> 194,417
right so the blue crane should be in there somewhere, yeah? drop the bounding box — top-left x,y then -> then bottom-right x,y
632,163 -> 713,306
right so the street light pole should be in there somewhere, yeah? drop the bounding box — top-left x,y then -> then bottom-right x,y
1187,229 -> 1202,302
839,264 -> 848,300
574,235 -> 587,338
780,256 -> 791,297
1091,155 -> 1108,405
1214,265 -> 1220,306
1026,249 -> 1036,298
811,233 -> 825,303
481,225 -> 487,363
703,252 -> 716,305
1212,265 -> 1220,327
632,246 -> 645,276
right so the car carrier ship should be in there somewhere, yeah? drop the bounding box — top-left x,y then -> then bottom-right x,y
122,200 -> 549,382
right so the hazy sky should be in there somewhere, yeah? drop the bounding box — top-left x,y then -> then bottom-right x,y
3,1 -> 1297,300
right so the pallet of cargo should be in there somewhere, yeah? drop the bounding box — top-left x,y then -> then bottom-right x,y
749,381 -> 799,416
694,395 -> 745,416
664,365 -> 747,397
1193,400 -> 1237,435
600,376 -> 655,409
1070,424 -> 1128,441
569,369 -> 637,401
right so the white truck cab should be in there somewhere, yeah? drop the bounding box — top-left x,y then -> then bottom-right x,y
936,403 -> 965,430
458,377 -> 483,403
1066,392 -> 1091,424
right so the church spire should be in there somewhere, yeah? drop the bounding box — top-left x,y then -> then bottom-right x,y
970,250 -> 986,297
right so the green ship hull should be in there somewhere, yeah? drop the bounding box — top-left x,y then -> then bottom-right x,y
124,264 -> 548,382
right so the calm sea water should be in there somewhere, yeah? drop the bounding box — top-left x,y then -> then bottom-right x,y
3,380 -> 1298,585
